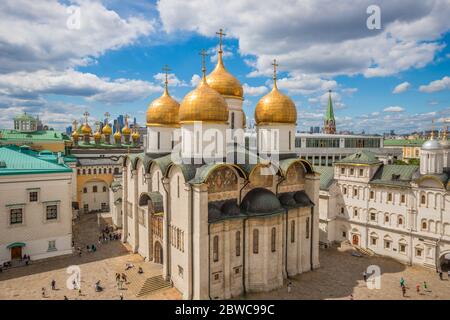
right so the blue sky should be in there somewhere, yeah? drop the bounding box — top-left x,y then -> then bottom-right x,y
0,0 -> 449,134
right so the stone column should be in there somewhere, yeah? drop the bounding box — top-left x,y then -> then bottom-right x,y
132,169 -> 139,253
192,184 -> 209,300
121,162 -> 128,243
162,177 -> 171,281
305,173 -> 320,269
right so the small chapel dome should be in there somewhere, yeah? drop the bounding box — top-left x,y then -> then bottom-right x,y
102,123 -> 112,135
240,188 -> 283,215
146,85 -> 180,126
422,139 -> 442,150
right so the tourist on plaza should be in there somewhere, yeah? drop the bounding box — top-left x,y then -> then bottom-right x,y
125,263 -> 134,271
95,280 -> 103,292
121,273 -> 128,283
423,281 -> 429,292
439,271 -> 443,280
138,267 -> 144,274
78,289 -> 82,296
400,277 -> 405,287
447,270 -> 450,279
362,271 -> 367,282
119,293 -> 124,300
401,285 -> 406,297
349,294 -> 354,300
64,296 -> 68,300
416,283 -> 420,294
287,282 -> 292,293
51,279 -> 56,290
41,287 -> 46,298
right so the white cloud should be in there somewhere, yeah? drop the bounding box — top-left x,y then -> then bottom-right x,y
341,88 -> 358,96
419,76 -> 450,93
384,106 -> 405,112
158,0 -> 449,78
153,72 -> 188,87
190,74 -> 201,87
242,83 -> 268,96
392,81 -> 411,94
275,74 -> 337,95
0,69 -> 162,103
319,91 -> 345,109
0,0 -> 154,73
207,45 -> 234,63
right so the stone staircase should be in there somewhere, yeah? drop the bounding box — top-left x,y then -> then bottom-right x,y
136,275 -> 171,297
355,246 -> 375,257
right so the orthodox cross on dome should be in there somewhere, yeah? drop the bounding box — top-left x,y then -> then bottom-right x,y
272,59 -> 279,89
216,28 -> 226,54
83,111 -> 90,124
431,119 -> 435,139
104,112 -> 110,122
72,119 -> 78,130
124,114 -> 129,124
162,64 -> 171,92
199,49 -> 209,80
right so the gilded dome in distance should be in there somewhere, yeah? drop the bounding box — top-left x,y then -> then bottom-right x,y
206,29 -> 243,99
102,123 -> 112,135
255,59 -> 297,125
179,49 -> 229,124
147,65 -> 180,127
122,115 -> 131,135
81,123 -> 92,135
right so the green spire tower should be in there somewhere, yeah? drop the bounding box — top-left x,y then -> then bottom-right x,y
324,90 -> 336,134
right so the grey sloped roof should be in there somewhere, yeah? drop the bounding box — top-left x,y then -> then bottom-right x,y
240,188 -> 284,216
278,190 -> 314,209
76,158 -> 119,166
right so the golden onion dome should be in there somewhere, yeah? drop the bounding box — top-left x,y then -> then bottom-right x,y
206,53 -> 243,99
93,129 -> 102,140
132,130 -> 140,140
146,87 -> 180,126
255,59 -> 296,125
102,123 -> 112,135
255,86 -> 297,125
71,130 -> 79,139
81,123 -> 92,135
113,130 -> 121,141
179,75 -> 229,124
122,125 -> 131,135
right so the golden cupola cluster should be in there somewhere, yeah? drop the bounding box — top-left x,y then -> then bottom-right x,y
179,49 -> 229,124
255,59 -> 297,125
206,30 -> 243,100
146,65 -> 180,127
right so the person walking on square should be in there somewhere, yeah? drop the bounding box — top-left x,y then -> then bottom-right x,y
41,287 -> 46,298
402,285 -> 406,297
51,279 -> 56,290
400,277 -> 405,287
439,271 -> 443,280
423,281 -> 428,292
363,271 -> 367,282
416,283 -> 420,294
287,282 -> 292,294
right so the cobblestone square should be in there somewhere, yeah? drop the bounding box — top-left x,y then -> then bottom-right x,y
1,214 -> 449,300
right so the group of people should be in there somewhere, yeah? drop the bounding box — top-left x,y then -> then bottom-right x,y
399,277 -> 430,297
99,225 -> 121,243
115,272 -> 128,290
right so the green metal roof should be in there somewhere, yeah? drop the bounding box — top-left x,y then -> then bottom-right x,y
0,146 -> 72,176
0,129 -> 69,141
370,164 -> 419,187
314,166 -> 335,190
336,150 -> 381,165
325,91 -> 335,121
14,113 -> 35,121
383,139 -> 425,147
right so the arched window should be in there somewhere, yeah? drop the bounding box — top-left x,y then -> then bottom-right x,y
306,217 -> 310,239
93,168 -> 97,174
103,186 -> 107,192
83,187 -> 87,193
213,235 -> 219,262
235,231 -> 241,257
421,195 -> 426,205
398,216 -> 403,226
93,186 -> 97,193
271,227 -> 276,252
104,168 -> 107,174
290,220 -> 295,243
385,214 -> 389,223
253,229 -> 259,254
82,169 -> 86,175
157,132 -> 161,150
422,221 -> 427,230
109,168 -> 112,174
231,112 -> 235,129
88,169 -> 91,174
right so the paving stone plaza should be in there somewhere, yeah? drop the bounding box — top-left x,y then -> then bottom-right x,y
0,213 -> 449,300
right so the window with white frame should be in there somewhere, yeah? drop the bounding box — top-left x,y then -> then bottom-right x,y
48,240 -> 57,251
370,212 -> 377,221
399,242 -> 407,253
46,205 -> 58,220
415,247 -> 423,257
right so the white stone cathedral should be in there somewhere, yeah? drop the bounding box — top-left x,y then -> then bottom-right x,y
119,32 -> 320,300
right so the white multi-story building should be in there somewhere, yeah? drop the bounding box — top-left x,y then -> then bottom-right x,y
0,146 -> 74,264
318,132 -> 450,271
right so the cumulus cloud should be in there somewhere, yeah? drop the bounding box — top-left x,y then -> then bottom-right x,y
0,0 -> 154,73
275,74 -> 337,95
0,69 -> 162,104
153,72 -> 188,87
384,106 -> 405,112
419,76 -> 450,92
392,81 -> 411,94
242,83 -> 268,96
190,74 -> 201,87
158,0 -> 449,78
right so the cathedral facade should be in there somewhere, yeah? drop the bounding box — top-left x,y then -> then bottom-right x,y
119,34 -> 320,300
